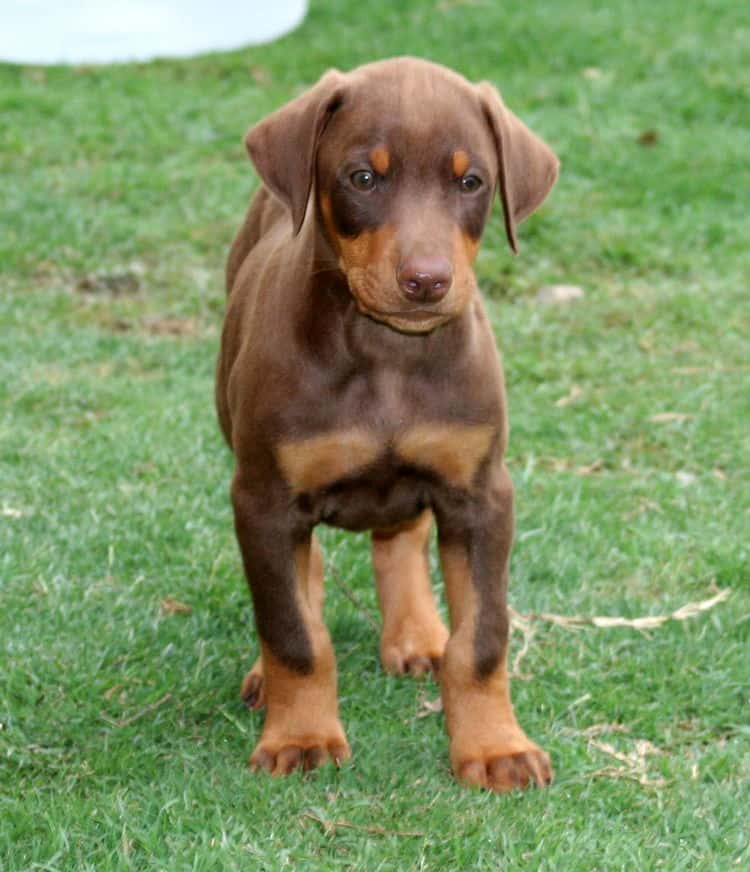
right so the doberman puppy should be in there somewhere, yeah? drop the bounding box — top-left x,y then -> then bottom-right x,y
216,57 -> 559,792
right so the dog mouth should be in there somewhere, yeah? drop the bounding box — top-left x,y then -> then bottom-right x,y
358,303 -> 451,334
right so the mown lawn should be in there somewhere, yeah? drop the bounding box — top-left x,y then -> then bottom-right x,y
1,0 -> 749,869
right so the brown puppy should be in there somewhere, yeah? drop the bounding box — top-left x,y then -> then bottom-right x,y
216,57 -> 559,791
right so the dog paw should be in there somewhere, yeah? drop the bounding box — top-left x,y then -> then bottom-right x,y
250,732 -> 351,776
453,745 -> 552,792
380,619 -> 449,678
240,658 -> 265,710
382,650 -> 442,677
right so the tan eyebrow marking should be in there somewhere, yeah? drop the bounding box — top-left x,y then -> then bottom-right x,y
369,146 -> 390,175
452,149 -> 471,177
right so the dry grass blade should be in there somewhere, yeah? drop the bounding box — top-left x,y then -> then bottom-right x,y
555,384 -> 583,407
649,412 -> 692,423
416,688 -> 443,718
302,812 -> 424,838
518,586 -> 730,631
143,315 -> 200,337
671,365 -> 750,375
508,608 -> 536,679
100,693 -> 172,728
588,737 -> 668,788
328,564 -> 380,633
590,738 -> 664,766
590,766 -> 668,788
563,722 -> 671,788
670,588 -> 731,619
575,459 -> 604,476
102,683 -> 123,701
562,723 -> 630,739
161,597 -> 192,615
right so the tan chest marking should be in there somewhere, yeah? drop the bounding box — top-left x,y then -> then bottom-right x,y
278,422 -> 495,494
277,428 -> 382,493
395,423 -> 495,488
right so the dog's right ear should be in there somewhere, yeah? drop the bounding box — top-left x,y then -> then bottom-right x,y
245,70 -> 346,236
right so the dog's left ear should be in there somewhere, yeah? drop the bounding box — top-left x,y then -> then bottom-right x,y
477,82 -> 560,253
246,69 -> 346,236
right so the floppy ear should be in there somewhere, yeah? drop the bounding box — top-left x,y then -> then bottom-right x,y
477,82 -> 560,253
245,70 -> 346,235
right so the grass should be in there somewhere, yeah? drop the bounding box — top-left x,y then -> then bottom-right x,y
1,0 -> 749,868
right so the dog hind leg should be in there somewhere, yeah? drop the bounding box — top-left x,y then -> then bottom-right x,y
372,510 -> 449,678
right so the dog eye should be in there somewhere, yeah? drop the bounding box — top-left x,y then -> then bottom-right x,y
350,170 -> 376,191
460,174 -> 483,193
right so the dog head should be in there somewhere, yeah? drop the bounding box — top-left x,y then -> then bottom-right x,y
246,58 -> 559,334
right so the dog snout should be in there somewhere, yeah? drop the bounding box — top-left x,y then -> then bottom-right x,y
397,255 -> 453,304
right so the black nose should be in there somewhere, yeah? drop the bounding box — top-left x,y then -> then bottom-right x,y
397,256 -> 453,303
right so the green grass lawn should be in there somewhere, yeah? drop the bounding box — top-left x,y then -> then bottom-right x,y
2,0 -> 749,868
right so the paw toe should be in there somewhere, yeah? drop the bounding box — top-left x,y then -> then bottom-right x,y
249,748 -> 274,773
457,759 -> 488,788
303,746 -> 327,771
275,746 -> 304,775
455,748 -> 553,793
382,648 -> 441,678
487,749 -> 552,792
328,741 -> 352,767
405,655 -> 434,678
249,737 -> 351,776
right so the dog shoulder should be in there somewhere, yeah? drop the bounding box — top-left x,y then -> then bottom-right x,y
225,186 -> 291,296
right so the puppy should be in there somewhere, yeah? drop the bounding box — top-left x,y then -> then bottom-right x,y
216,57 -> 558,791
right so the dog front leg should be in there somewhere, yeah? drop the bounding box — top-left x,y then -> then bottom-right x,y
231,472 -> 349,774
240,534 -> 324,710
436,462 -> 552,792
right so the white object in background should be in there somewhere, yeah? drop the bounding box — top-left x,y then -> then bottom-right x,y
0,0 -> 308,65
535,285 -> 586,305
